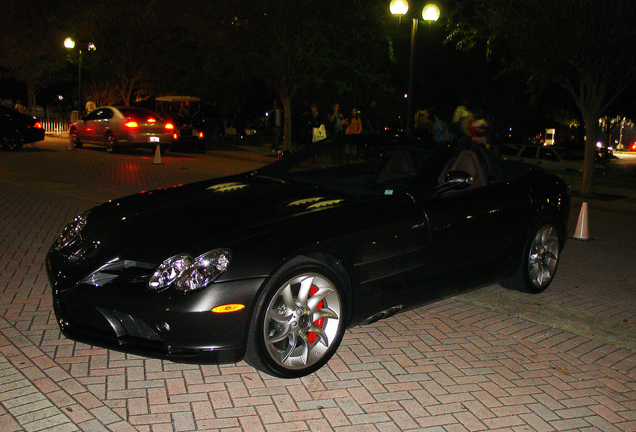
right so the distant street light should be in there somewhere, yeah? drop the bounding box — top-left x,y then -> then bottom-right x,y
390,1 -> 440,138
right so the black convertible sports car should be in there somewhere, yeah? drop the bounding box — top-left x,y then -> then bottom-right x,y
46,135 -> 570,378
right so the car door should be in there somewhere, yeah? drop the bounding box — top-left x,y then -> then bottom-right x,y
539,146 -> 564,171
336,191 -> 434,323
418,182 -> 530,289
80,109 -> 101,142
92,108 -> 114,143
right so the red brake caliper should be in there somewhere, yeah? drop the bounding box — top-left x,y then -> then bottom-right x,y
309,285 -> 324,345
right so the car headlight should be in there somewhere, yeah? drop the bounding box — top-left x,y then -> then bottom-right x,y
148,248 -> 231,293
54,213 -> 87,250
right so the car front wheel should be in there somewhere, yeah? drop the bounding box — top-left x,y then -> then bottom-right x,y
2,130 -> 24,150
245,261 -> 346,378
501,219 -> 561,294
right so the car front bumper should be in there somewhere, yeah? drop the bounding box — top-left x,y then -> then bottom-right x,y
47,250 -> 265,364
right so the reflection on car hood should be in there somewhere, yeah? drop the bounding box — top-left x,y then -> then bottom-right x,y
81,174 -> 354,262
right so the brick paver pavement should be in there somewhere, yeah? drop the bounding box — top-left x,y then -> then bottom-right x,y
1,139 -> 634,431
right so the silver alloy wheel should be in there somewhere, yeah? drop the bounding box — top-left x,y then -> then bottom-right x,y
527,224 -> 559,289
263,273 -> 342,370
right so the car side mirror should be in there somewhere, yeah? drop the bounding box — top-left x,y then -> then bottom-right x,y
435,170 -> 473,194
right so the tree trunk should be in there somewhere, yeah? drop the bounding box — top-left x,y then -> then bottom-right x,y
27,86 -> 37,117
281,93 -> 293,153
581,112 -> 599,196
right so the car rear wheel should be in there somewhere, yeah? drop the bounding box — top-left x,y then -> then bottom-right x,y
245,261 -> 346,378
105,132 -> 118,153
69,129 -> 83,148
501,219 -> 561,294
2,130 -> 24,151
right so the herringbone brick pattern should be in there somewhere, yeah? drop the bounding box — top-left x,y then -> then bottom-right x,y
1,139 -> 634,431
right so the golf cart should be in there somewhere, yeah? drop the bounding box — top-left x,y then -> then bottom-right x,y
155,96 -> 205,151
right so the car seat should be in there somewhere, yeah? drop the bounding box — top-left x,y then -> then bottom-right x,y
437,149 -> 488,188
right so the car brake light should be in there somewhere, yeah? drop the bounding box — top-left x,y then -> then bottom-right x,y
34,122 -> 43,129
125,121 -> 139,128
165,123 -> 174,130
148,118 -> 156,123
199,131 -> 204,138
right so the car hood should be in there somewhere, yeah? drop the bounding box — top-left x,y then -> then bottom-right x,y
77,173 -> 359,263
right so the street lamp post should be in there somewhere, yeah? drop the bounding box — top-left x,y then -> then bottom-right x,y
64,38 -> 82,117
390,0 -> 440,138
64,38 -> 96,117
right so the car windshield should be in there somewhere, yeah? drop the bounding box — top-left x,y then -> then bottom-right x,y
256,137 -> 443,195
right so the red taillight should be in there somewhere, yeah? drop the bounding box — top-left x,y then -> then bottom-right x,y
34,122 -> 43,129
198,131 -> 204,138
165,123 -> 174,130
147,117 -> 156,123
125,121 -> 139,128
173,133 -> 178,140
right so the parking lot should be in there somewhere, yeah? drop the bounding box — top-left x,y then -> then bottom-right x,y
1,138 -> 635,431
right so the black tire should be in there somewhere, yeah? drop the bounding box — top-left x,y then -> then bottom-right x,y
3,130 -> 24,151
69,128 -> 83,148
500,218 -> 562,294
245,261 -> 347,378
105,132 -> 117,153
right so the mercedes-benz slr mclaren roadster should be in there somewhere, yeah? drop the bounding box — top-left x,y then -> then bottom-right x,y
47,135 -> 570,378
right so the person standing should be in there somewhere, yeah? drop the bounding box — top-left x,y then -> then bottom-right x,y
451,100 -> 473,149
327,103 -> 344,137
343,108 -> 363,135
309,104 -> 326,143
85,97 -> 96,114
14,100 -> 26,114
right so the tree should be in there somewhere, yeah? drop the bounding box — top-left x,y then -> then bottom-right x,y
0,1 -> 69,115
449,0 -> 636,196
221,0 -> 391,150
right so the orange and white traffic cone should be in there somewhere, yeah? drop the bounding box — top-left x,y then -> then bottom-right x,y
152,144 -> 162,165
573,202 -> 590,240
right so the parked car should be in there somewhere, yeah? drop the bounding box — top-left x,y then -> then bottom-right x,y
46,135 -> 570,378
155,96 -> 205,152
555,138 -> 614,161
0,105 -> 45,150
69,106 -> 175,153
501,143 -> 604,173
